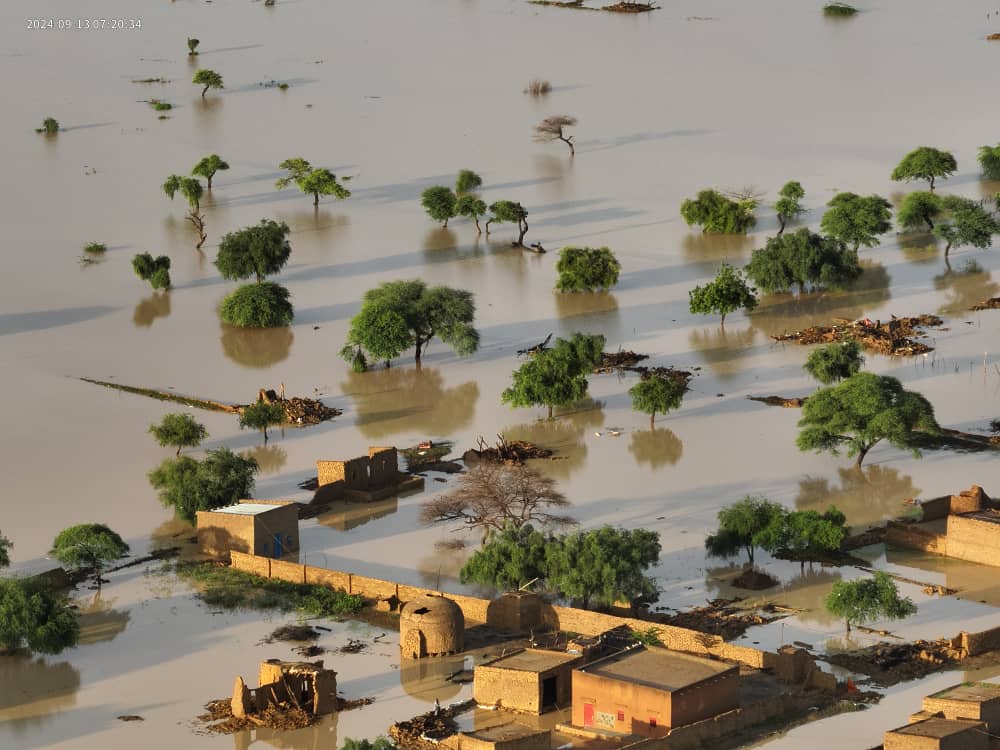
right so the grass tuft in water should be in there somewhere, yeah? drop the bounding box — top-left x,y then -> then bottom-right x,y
83,241 -> 107,254
823,2 -> 858,16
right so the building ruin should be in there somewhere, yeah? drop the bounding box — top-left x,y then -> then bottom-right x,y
316,446 -> 425,503
231,659 -> 338,718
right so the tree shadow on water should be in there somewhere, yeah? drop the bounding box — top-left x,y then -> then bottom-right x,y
132,292 -> 171,328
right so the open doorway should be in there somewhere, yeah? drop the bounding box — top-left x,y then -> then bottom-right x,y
541,676 -> 557,708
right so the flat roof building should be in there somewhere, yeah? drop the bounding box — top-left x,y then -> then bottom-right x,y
571,646 -> 739,737
196,500 -> 299,560
452,724 -> 551,750
475,648 -> 584,714
919,683 -> 1000,733
884,717 -> 988,750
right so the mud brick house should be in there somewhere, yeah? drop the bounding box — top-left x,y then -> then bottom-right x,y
883,717 -> 988,750
450,724 -> 550,750
315,446 -> 424,503
570,646 -> 739,737
231,659 -> 337,718
196,500 -> 299,559
400,593 -> 465,658
915,683 -> 1000,733
886,487 -> 1000,567
474,649 -> 584,714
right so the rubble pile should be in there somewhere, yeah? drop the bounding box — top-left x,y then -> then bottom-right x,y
463,435 -> 554,464
826,639 -> 957,686
254,389 -> 341,425
633,365 -> 694,386
390,700 -> 473,750
594,350 -> 650,373
197,699 -> 316,733
771,315 -> 943,356
971,297 -> 1000,311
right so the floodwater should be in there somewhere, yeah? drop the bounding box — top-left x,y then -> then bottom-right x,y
2,0 -> 1000,747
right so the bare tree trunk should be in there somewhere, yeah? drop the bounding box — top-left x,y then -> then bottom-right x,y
777,215 -> 786,235
263,426 -> 269,444
474,216 -> 481,234
649,412 -> 655,429
547,404 -> 553,419
202,85 -> 209,99
313,191 -> 319,206
929,176 -> 935,191
855,445 -> 869,468
415,339 -> 423,370
485,219 -> 492,236
517,218 -> 528,246
207,175 -> 214,190
560,136 -> 575,156
944,241 -> 953,258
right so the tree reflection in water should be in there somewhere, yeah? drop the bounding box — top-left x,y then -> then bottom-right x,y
220,324 -> 294,369
629,428 -> 683,469
898,232 -> 940,265
132,291 -> 171,327
933,260 -> 999,315
796,465 -> 921,527
681,232 -> 754,273
243,445 -> 288,475
0,656 -> 81,725
76,592 -> 131,646
687,325 -> 756,380
501,399 -> 604,480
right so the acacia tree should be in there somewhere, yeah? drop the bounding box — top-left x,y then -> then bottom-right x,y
797,372 -> 940,467
745,228 -> 861,293
755,507 -> 848,569
50,524 -> 130,591
163,174 -> 207,249
216,219 -> 293,327
421,186 -> 457,227
132,253 -> 171,290
978,144 -> 1000,180
825,571 -> 916,634
455,169 -> 483,195
275,157 -> 351,207
455,194 -> 487,233
502,333 -> 605,418
420,464 -> 573,544
187,37 -> 200,56
239,401 -> 286,443
340,279 -> 479,370
459,524 -> 551,591
148,447 -> 259,523
0,579 -> 79,655
688,263 -> 757,326
891,147 -> 957,191
803,341 -> 864,384
933,195 -> 1000,259
704,496 -> 785,564
546,527 -> 661,609
681,189 -> 757,234
629,374 -> 687,428
192,68 -> 223,98
192,154 -> 229,190
149,413 -> 208,456
819,192 -> 893,252
897,191 -> 943,232
486,200 -> 530,246
774,181 -> 806,235
555,247 -> 621,292
534,115 -> 577,156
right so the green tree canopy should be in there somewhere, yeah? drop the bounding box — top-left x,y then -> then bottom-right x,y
187,37 -> 199,55
0,578 -> 79,655
455,194 -> 487,234
978,144 -> 1000,181
340,280 -> 479,369
546,527 -> 661,609
276,158 -> 351,206
688,262 -> 757,325
455,169 -> 483,195
501,333 -> 605,418
192,154 -> 229,190
239,401 -> 286,443
163,175 -> 203,210
819,192 -> 893,252
774,181 -> 806,235
39,117 -> 59,134
149,412 -> 208,456
745,228 -> 862,293
680,189 -> 757,234
755,506 -> 848,565
219,281 -> 294,328
486,200 -> 530,246
825,571 -> 916,633
555,246 -> 621,292
891,147 -> 957,191
897,191 -> 943,232
629,375 -> 687,428
215,219 -> 291,283
0,532 -> 11,568
420,186 -> 457,227
933,195 -> 1000,258
50,524 -> 129,591
459,524 -> 552,591
132,253 -> 171,290
704,495 -> 785,563
192,68 -> 223,98
803,341 -> 864,384
148,447 -> 259,523
797,372 -> 940,467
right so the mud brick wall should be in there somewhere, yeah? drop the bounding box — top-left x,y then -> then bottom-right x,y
196,512 -> 253,558
919,497 -> 953,522
950,487 -> 988,515
884,722 -> 988,750
960,626 -> 1000,658
474,665 -> 541,712
317,460 -> 347,487
368,447 -> 399,485
923,693 -> 1000,730
231,550 -> 271,577
885,521 -> 948,555
458,730 -> 550,750
945,516 -> 1000,567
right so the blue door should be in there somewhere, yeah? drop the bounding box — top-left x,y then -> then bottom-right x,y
273,533 -> 283,558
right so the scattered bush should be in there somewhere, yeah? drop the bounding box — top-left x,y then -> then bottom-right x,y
978,144 -> 1000,180
36,117 -> 59,134
132,253 -> 171,290
149,99 -> 173,111
680,189 -> 757,234
524,79 -> 552,96
555,246 -> 621,292
83,242 -> 107,254
220,281 -> 294,328
823,2 -> 858,16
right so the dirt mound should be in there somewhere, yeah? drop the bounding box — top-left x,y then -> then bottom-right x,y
281,397 -> 340,425
651,597 -> 777,640
971,297 -> 1000,310
603,1 -> 659,10
594,350 -> 649,373
401,441 -> 462,473
771,315 -> 943,356
463,435 -> 554,464
268,624 -> 320,642
633,366 -> 694,387
197,699 -> 316,733
748,395 -> 807,408
825,640 -> 955,686
733,569 -> 780,590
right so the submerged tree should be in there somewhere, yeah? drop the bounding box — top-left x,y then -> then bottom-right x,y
131,253 -> 171,290
0,578 -> 79,655
745,228 -> 861,293
192,68 -> 223,98
163,174 -> 207,249
933,195 -> 1000,259
704,496 -> 785,564
688,263 -> 757,325
275,158 -> 351,207
774,181 -> 806,235
891,147 -> 957,191
819,192 -> 893,252
825,571 -> 916,634
36,117 -> 60,135
755,507 -> 848,567
797,372 -> 940,467
486,200 -> 530,246
420,464 -> 573,544
555,246 -> 621,292
219,281 -> 294,328
455,194 -> 487,234
502,333 -> 604,418
192,154 -> 229,190
803,341 -> 864,384
148,413 -> 208,456
455,169 -> 483,196
239,400 -> 286,443
421,186 -> 457,227
215,220 -> 294,327
897,191 -> 943,232
629,374 -> 687,428
148,447 -> 259,523
187,37 -> 200,56
459,524 -> 551,591
0,532 -> 10,568
340,279 -> 479,370
680,189 -> 757,234
978,144 -> 1000,181
50,524 -> 130,591
534,115 -> 577,156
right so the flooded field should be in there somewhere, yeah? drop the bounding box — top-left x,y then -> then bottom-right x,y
2,0 -> 1000,747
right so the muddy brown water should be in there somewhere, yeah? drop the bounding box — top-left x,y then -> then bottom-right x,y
2,0 -> 1000,747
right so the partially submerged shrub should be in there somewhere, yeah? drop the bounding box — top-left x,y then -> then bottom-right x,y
555,246 -> 621,292
83,242 -> 107,254
149,99 -> 173,111
524,79 -> 552,96
823,2 -> 858,16
36,117 -> 59,134
220,281 -> 294,328
132,252 -> 171,290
